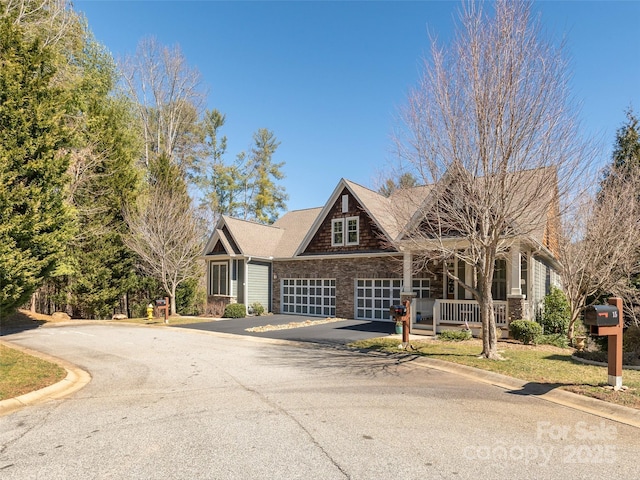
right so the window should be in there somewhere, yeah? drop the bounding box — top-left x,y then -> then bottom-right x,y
412,279 -> 430,299
346,217 -> 359,245
332,216 -> 359,246
209,262 -> 228,295
520,254 -> 528,298
492,259 -> 507,300
331,219 -> 344,246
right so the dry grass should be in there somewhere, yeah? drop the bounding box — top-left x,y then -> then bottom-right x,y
0,344 -> 66,401
349,337 -> 640,409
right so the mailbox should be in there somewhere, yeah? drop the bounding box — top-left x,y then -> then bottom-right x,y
584,305 -> 619,327
390,305 -> 406,318
155,297 -> 169,323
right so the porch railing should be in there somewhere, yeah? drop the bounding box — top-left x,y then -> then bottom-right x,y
433,299 -> 508,326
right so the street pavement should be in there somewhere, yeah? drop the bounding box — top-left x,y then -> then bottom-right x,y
1,322 -> 639,479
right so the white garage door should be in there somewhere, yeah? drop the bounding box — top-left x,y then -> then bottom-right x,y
281,279 -> 336,317
355,279 -> 402,321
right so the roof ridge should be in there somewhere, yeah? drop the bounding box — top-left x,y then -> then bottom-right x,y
344,178 -> 386,197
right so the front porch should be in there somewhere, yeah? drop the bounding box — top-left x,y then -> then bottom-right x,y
398,244 -> 545,337
412,298 -> 518,338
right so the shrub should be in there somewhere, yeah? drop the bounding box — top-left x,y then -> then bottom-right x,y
536,333 -> 569,348
250,302 -> 265,316
624,325 -> 640,356
223,303 -> 246,318
439,329 -> 472,341
175,278 -> 205,316
540,286 -> 570,334
510,319 -> 543,345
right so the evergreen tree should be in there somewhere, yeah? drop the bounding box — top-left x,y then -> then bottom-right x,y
612,108 -> 640,178
195,109 -> 244,222
599,108 -> 640,323
243,128 -> 287,224
61,39 -> 142,318
378,173 -> 418,197
0,17 -> 74,318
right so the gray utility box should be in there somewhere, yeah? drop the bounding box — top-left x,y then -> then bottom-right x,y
584,305 -> 620,327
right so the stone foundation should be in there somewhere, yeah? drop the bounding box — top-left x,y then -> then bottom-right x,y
206,295 -> 234,317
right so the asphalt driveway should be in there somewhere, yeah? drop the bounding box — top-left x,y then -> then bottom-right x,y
175,315 -> 396,344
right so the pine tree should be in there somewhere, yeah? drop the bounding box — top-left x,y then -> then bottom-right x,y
612,108 -> 640,178
0,17 -> 74,318
378,173 -> 418,197
244,128 -> 288,224
600,109 -> 640,323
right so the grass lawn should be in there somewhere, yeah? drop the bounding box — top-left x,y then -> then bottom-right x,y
0,344 -> 66,401
349,337 -> 640,409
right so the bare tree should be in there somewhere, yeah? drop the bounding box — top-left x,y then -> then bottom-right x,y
124,187 -> 205,316
120,37 -> 206,172
2,0 -> 75,46
560,168 -> 640,337
395,1 -> 594,358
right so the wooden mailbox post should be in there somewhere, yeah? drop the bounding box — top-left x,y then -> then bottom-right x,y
584,297 -> 623,390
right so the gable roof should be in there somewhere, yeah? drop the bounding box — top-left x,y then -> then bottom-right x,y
272,207 -> 323,257
397,166 -> 558,250
203,208 -> 322,259
203,167 -> 558,261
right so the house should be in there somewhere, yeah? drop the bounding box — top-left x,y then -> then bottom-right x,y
202,172 -> 561,335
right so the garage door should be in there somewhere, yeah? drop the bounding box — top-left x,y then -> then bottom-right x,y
281,279 -> 336,317
355,279 -> 402,321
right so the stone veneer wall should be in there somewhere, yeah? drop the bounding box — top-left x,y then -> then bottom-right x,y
273,256 -> 403,318
206,295 -> 234,317
507,296 -> 525,323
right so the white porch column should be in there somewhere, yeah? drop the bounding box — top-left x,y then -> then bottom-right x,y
464,261 -> 473,299
401,251 -> 417,333
509,242 -> 522,297
507,243 -> 526,324
402,251 -> 413,294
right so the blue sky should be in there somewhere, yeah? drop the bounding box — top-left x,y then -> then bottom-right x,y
74,0 -> 640,212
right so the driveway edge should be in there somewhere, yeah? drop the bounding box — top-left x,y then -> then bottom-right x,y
0,340 -> 91,417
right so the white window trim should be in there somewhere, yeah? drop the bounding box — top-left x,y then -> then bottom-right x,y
331,218 -> 344,246
331,216 -> 360,246
346,216 -> 359,246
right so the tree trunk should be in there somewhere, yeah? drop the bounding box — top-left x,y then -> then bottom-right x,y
170,287 -> 177,316
480,289 -> 500,359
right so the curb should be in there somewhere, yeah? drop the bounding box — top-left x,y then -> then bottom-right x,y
0,340 -> 91,417
408,355 -> 640,429
171,326 -> 640,429
571,354 -> 640,371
